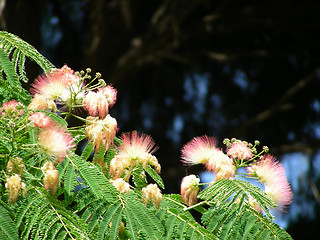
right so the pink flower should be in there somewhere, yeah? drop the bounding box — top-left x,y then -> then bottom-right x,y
28,94 -> 57,112
38,126 -> 75,162
30,65 -> 80,100
98,85 -> 117,107
83,91 -> 109,119
248,155 -> 293,208
109,131 -> 160,178
180,175 -> 200,206
227,141 -> 253,160
181,136 -> 217,166
248,155 -> 285,185
29,112 -> 51,128
0,100 -> 24,117
85,115 -> 118,152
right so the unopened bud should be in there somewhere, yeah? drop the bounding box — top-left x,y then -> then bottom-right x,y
142,184 -> 162,208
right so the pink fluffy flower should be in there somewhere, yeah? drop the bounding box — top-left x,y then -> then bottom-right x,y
180,174 -> 200,206
83,91 -> 109,119
30,65 -> 80,100
181,136 -> 217,166
98,85 -> 117,107
227,141 -> 253,160
85,115 -> 118,152
206,149 -> 236,181
0,100 -> 24,117
38,126 -> 75,162
109,131 -> 160,178
247,155 -> 293,208
29,112 -> 51,128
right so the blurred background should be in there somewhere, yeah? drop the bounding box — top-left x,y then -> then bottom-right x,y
1,0 -> 320,238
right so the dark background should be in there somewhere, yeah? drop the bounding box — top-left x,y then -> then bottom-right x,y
1,0 -> 320,238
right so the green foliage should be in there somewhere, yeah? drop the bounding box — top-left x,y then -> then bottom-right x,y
0,31 -> 293,240
0,31 -> 54,104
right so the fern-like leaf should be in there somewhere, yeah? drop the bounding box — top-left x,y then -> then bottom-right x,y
0,206 -> 19,240
198,178 -> 276,219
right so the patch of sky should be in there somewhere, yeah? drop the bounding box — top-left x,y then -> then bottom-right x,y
166,114 -> 184,147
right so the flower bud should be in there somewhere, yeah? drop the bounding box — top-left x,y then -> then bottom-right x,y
142,184 -> 162,208
110,178 -> 130,193
5,174 -> 22,203
180,175 -> 200,206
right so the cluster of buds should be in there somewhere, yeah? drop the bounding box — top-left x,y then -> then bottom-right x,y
85,115 -> 118,152
109,131 -> 161,180
5,157 -> 27,203
180,136 -> 293,210
42,161 -> 59,196
110,178 -> 131,194
5,175 -> 27,203
0,100 -> 24,118
142,184 -> 162,208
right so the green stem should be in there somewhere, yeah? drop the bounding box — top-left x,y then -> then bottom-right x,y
183,200 -> 207,211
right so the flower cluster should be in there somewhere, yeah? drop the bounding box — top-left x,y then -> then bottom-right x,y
180,136 -> 293,210
142,183 -> 162,208
42,161 -> 59,196
110,131 -> 161,180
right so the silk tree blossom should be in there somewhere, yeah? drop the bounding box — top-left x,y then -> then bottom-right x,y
85,115 -> 118,152
28,94 -> 57,111
98,85 -> 117,107
110,178 -> 131,193
227,141 -> 253,160
31,65 -> 80,99
180,174 -> 200,206
247,155 -> 293,208
0,100 -> 24,118
42,162 -> 59,196
83,91 -> 109,119
5,174 -> 22,203
181,136 -> 217,165
110,131 -> 161,177
29,112 -> 51,128
142,183 -> 162,207
206,149 -> 236,181
38,126 -> 75,162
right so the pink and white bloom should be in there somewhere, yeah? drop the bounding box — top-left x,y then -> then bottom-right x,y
180,175 -> 200,206
142,183 -> 162,207
30,65 -> 81,101
181,136 -> 217,165
98,85 -> 117,107
85,115 -> 118,152
0,100 -> 24,117
247,155 -> 293,208
29,112 -> 51,128
110,178 -> 130,193
83,91 -> 109,119
38,126 -> 75,162
227,141 -> 253,160
119,131 -> 160,169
